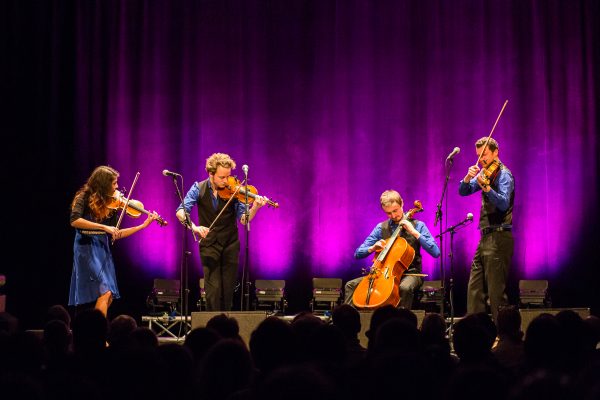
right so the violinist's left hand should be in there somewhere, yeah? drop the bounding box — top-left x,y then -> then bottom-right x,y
399,219 -> 420,239
241,197 -> 266,225
143,211 -> 159,227
252,196 -> 267,210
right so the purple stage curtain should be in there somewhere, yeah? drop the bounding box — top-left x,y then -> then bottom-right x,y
70,0 -> 598,288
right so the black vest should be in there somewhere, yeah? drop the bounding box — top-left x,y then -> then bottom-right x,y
380,219 -> 422,274
479,164 -> 514,229
196,179 -> 239,246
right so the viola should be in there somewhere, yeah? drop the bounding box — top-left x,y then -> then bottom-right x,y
352,200 -> 424,309
480,159 -> 501,188
218,176 -> 279,208
107,190 -> 168,227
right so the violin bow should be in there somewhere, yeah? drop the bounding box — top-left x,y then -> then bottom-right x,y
113,171 -> 140,244
197,178 -> 246,244
474,99 -> 509,167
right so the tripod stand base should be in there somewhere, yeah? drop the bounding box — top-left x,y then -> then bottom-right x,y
141,315 -> 191,340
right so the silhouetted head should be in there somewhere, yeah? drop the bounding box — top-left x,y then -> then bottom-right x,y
71,308 -> 108,354
366,305 -> 402,343
250,316 -> 297,373
130,326 -> 158,349
44,304 -> 71,328
420,312 -> 447,347
206,313 -> 242,342
453,313 -> 496,363
184,327 -> 221,364
108,314 -> 137,348
496,305 -> 522,341
331,304 -> 361,338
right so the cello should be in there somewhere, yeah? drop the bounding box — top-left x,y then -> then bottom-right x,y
352,200 -> 424,309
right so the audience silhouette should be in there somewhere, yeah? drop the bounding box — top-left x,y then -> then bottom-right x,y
1,305 -> 599,400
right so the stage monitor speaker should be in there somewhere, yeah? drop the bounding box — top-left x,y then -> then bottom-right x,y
152,278 -> 180,303
191,311 -> 268,346
255,280 -> 287,314
519,279 -> 551,307
519,307 -> 590,337
357,309 -> 426,348
311,278 -> 343,313
417,280 -> 444,312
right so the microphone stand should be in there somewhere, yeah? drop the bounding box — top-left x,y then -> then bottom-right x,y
435,157 -> 455,320
240,167 -> 251,311
170,174 -> 195,338
436,215 -> 473,346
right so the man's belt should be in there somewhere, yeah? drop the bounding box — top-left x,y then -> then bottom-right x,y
481,226 -> 512,236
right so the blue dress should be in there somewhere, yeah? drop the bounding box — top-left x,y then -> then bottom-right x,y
68,195 -> 120,306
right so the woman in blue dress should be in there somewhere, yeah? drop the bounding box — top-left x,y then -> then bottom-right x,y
69,166 -> 158,316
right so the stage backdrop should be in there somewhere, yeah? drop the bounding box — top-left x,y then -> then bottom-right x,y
4,0 -> 599,326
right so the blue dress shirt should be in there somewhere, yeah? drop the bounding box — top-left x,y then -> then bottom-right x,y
177,181 -> 247,221
354,219 -> 441,260
458,168 -> 514,213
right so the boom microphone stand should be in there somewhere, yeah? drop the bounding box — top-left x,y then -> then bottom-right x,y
435,213 -> 473,344
165,170 -> 196,338
435,149 -> 459,318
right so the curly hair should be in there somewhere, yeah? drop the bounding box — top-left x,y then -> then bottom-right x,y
205,153 -> 236,174
71,166 -> 119,221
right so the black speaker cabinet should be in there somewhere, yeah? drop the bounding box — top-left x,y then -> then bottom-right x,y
519,307 -> 590,336
191,311 -> 268,346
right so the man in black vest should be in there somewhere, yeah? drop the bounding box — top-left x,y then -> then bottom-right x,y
176,153 -> 265,311
459,137 -> 514,322
344,190 -> 440,310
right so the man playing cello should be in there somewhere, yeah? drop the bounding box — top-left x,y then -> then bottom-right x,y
344,190 -> 440,310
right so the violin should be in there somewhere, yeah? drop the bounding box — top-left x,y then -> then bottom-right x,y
479,159 -> 501,188
218,176 -> 279,208
107,190 -> 168,227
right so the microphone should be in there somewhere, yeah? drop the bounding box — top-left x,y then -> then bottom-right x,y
454,212 -> 474,228
162,169 -> 181,177
242,164 -> 248,175
436,212 -> 474,237
446,147 -> 460,161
